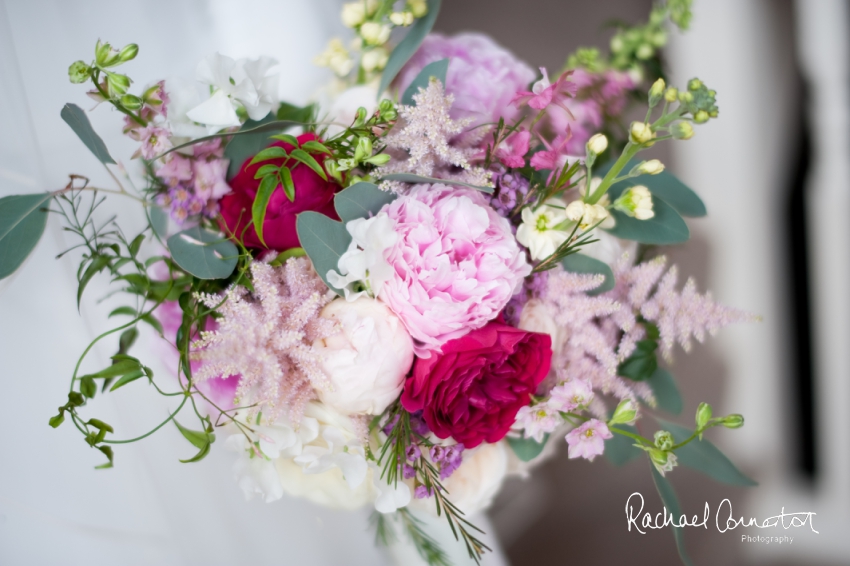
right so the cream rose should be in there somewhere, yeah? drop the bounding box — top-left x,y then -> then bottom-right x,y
314,297 -> 414,415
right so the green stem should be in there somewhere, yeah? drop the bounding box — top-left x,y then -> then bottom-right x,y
102,395 -> 188,444
609,425 -> 654,446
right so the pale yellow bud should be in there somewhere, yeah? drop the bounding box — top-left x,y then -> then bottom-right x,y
629,121 -> 655,146
361,48 -> 389,72
360,22 -> 391,46
389,11 -> 414,26
341,2 -> 366,27
586,133 -> 608,155
637,159 -> 665,175
407,0 -> 428,18
314,38 -> 354,77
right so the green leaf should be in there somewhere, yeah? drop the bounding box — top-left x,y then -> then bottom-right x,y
80,359 -> 142,380
334,182 -> 397,222
506,434 -> 548,462
108,306 -> 137,318
270,133 -> 299,147
149,205 -> 168,239
656,419 -> 757,486
378,0 -> 442,97
77,254 -> 111,308
301,140 -> 331,155
180,441 -> 212,464
140,313 -> 163,335
249,146 -> 288,165
253,164 -> 279,179
60,103 -> 115,164
118,327 -> 138,354
650,466 -> 694,566
276,102 -> 314,123
605,424 -> 642,466
605,195 -> 690,245
402,58 -> 449,106
175,420 -> 215,463
269,247 -> 307,266
279,166 -> 295,202
0,193 -> 50,281
223,116 -> 297,180
252,175 -> 279,247
167,226 -> 239,280
598,158 -> 706,217
95,445 -> 114,469
128,234 -> 145,257
618,340 -> 658,381
379,173 -> 494,194
560,253 -> 614,295
296,211 -> 352,295
80,376 -> 97,399
49,412 -> 65,428
109,369 -> 146,391
646,367 -> 683,415
291,149 -> 327,181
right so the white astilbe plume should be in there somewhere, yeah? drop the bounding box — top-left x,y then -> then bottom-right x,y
191,258 -> 336,425
608,255 -> 758,362
379,78 -> 491,192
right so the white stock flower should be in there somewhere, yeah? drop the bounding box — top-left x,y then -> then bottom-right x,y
614,185 -> 655,220
313,297 -> 414,415
565,200 -> 613,230
360,22 -> 391,46
341,2 -> 366,27
516,198 -> 569,261
327,212 -> 398,300
361,48 -> 389,72
315,38 -> 355,77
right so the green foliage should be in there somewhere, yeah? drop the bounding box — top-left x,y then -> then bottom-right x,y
60,104 -> 116,164
380,173 -> 494,194
378,0 -> 442,97
600,159 -> 706,217
174,419 -> 215,463
650,465 -> 694,566
506,434 -> 549,462
252,175 -> 278,247
604,424 -> 642,466
402,58 -> 449,106
0,193 -> 50,281
618,340 -> 658,380
296,211 -> 352,295
334,182 -> 397,222
222,116 -> 299,180
646,367 -> 683,415
167,226 -> 239,280
560,253 -> 615,295
605,195 -> 690,245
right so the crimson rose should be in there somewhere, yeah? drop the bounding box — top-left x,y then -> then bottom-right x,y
220,132 -> 340,250
401,321 -> 552,448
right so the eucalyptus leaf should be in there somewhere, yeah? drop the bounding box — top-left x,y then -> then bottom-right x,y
560,253 -> 614,295
402,58 -> 449,106
604,424 -> 642,466
646,367 -> 683,415
650,466 -> 694,566
167,226 -> 238,280
149,205 -> 168,239
605,195 -> 690,245
60,103 -> 115,164
295,211 -> 352,295
334,182 -> 397,222
598,158 -> 706,217
506,434 -> 548,462
0,193 -> 51,280
656,419 -> 757,486
378,0 -> 442,97
379,173 -> 494,194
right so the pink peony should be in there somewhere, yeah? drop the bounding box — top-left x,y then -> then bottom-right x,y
565,418 -> 612,461
379,184 -> 531,356
395,33 -> 536,128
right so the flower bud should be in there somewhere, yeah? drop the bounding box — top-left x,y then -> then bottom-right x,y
337,157 -> 357,171
672,121 -> 694,140
688,78 -> 703,91
378,99 -> 397,121
609,399 -> 637,425
654,430 -> 674,451
118,43 -> 139,63
649,78 -> 665,107
95,40 -> 111,66
354,106 -> 368,126
360,22 -> 391,46
586,133 -> 608,155
636,43 -> 654,60
407,0 -> 428,18
695,402 -> 712,429
389,11 -> 414,26
650,30 -> 668,47
361,48 -> 388,72
120,94 -> 143,111
721,414 -> 744,429
614,185 -> 654,220
341,2 -> 366,27
664,87 -> 678,102
364,153 -> 391,166
324,159 -> 343,182
68,61 -> 90,84
678,90 -> 694,103
694,110 -> 709,124
354,136 -> 373,161
636,159 -> 665,175
106,72 -> 131,97
629,121 -> 655,146
649,449 -> 678,476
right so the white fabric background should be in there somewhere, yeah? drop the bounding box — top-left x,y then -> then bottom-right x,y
0,1 -> 506,564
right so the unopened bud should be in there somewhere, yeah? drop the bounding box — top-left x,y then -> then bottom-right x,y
120,94 -> 143,110
649,449 -> 678,476
721,414 -> 744,429
106,72 -> 131,96
354,136 -> 373,161
636,159 -> 665,175
353,106 -> 368,127
361,48 -> 388,72
389,11 -> 414,26
696,402 -> 713,430
95,40 -> 111,66
87,418 -> 114,433
672,121 -> 694,140
341,2 -> 366,27
694,110 -> 709,124
324,159 -> 343,181
378,99 -> 397,121
649,78 -> 665,107
360,22 -> 391,46
678,90 -> 694,103
688,78 -> 702,91
609,399 -> 637,425
118,43 -> 139,63
629,121 -> 655,145
654,430 -> 674,451
364,153 -> 391,166
586,133 -> 608,155
664,87 -> 678,103
614,185 -> 654,220
68,61 -> 90,84
407,0 -> 428,18
636,43 -> 654,60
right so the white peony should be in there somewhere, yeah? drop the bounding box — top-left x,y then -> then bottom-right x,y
313,297 -> 413,415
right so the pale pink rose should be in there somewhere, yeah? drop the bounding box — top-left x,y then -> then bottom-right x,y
379,184 -> 530,356
565,418 -> 612,461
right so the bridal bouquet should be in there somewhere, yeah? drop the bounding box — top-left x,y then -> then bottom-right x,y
0,0 -> 757,563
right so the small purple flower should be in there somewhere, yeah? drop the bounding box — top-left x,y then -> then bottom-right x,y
414,485 -> 434,499
405,444 -> 421,462
409,411 -> 430,436
138,125 -> 172,160
402,464 -> 417,479
382,414 -> 401,436
491,168 -> 530,218
439,444 -> 464,480
429,445 -> 445,463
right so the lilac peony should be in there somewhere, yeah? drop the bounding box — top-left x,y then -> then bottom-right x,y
379,184 -> 531,356
395,33 -> 536,128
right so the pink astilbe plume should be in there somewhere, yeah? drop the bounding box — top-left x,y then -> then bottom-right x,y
379,78 -> 491,192
191,258 -> 336,425
608,255 -> 758,362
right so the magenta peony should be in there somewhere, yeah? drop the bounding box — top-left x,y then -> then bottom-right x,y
401,321 -> 552,448
379,184 -> 531,356
395,33 -> 535,128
